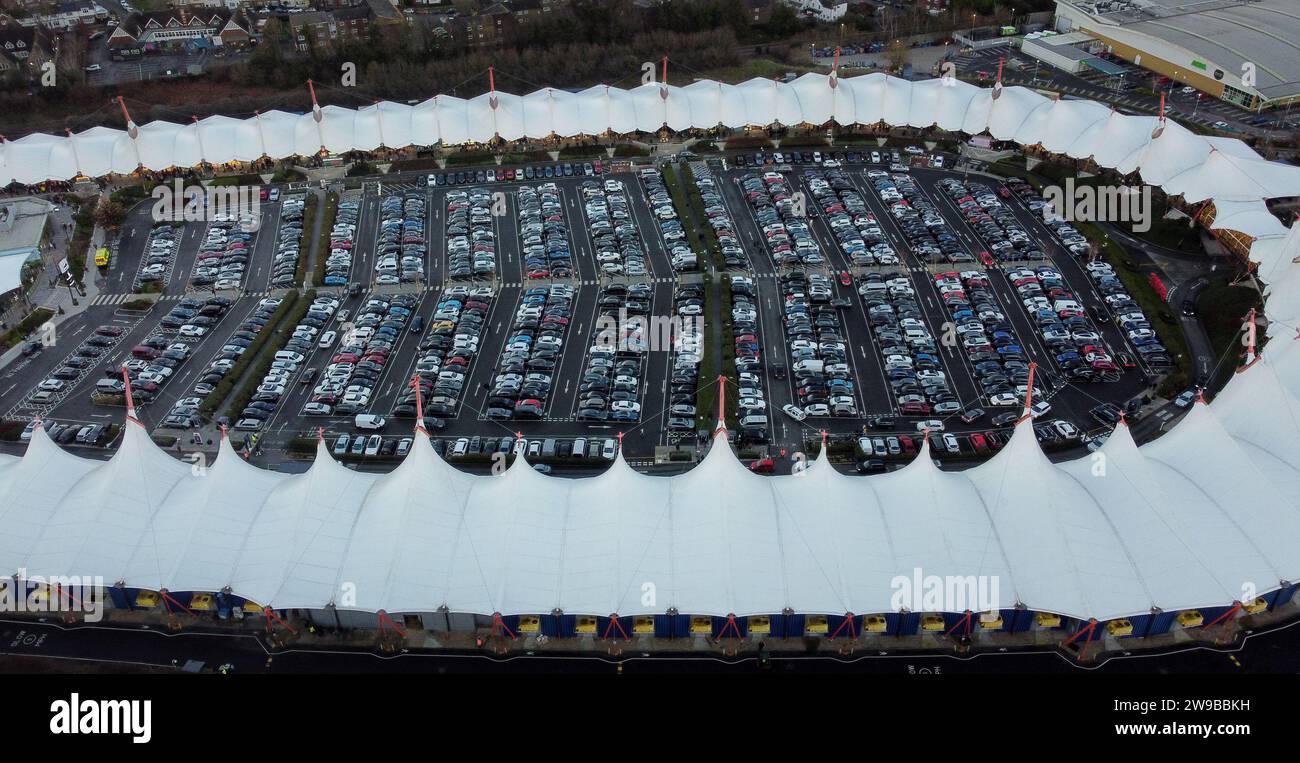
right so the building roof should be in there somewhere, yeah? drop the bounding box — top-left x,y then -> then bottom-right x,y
109,9 -> 240,42
0,25 -> 44,65
1059,0 -> 1300,100
2,73 -> 1300,208
363,0 -> 401,22
0,196 -> 51,293
0,74 -> 1298,617
3,348 -> 1300,621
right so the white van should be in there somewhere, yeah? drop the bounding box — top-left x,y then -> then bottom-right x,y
354,413 -> 386,430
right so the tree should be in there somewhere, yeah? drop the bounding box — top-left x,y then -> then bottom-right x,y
93,199 -> 127,231
764,3 -> 804,39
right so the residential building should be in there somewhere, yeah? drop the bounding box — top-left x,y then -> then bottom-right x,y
40,0 -> 106,30
289,4 -> 373,52
0,25 -> 51,73
107,8 -> 250,49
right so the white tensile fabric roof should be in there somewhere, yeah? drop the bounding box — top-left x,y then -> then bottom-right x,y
4,325 -> 1300,622
5,74 -> 1300,231
4,74 -> 1300,621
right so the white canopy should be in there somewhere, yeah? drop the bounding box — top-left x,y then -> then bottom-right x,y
5,73 -> 1299,219
4,340 -> 1300,621
4,73 -> 1300,622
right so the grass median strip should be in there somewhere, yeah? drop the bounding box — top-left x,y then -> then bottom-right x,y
221,290 -> 316,424
311,192 -> 339,287
199,291 -> 301,421
679,163 -> 738,430
294,193 -> 318,288
1078,221 -> 1192,395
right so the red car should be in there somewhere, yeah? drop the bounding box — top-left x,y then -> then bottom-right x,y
749,458 -> 775,474
839,270 -> 852,287
969,433 -> 989,454
979,251 -> 995,267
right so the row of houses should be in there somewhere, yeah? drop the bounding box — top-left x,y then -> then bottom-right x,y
107,8 -> 252,47
0,25 -> 53,73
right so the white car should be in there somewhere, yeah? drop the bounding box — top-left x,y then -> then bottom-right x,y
38,379 -> 65,391
1052,420 -> 1080,439
803,403 -> 830,417
988,393 -> 1019,407
781,404 -> 807,422
179,325 -> 207,338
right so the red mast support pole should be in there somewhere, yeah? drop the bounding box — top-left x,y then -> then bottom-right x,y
828,612 -> 858,640
661,55 -> 668,86
378,610 -> 407,638
1017,361 -> 1037,424
120,364 -> 136,418
1061,618 -> 1098,656
602,614 -> 631,641
1204,601 -> 1243,631
159,590 -> 197,618
116,95 -> 137,131
263,606 -> 298,635
717,614 -> 744,640
944,610 -> 973,637
491,612 -> 517,640
715,374 -> 727,433
411,373 -> 426,432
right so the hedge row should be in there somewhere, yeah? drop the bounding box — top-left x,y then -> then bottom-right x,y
780,135 -> 829,148
725,136 -> 775,150
221,289 -> 316,423
679,164 -> 737,430
661,165 -> 723,431
311,191 -> 339,287
1077,220 -> 1192,397
293,193 -> 318,288
67,202 -> 94,287
198,291 -> 300,421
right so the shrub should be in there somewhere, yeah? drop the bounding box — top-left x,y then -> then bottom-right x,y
294,193 -> 318,287
0,307 -> 55,350
312,191 -> 339,287
221,290 -> 314,422
725,136 -> 775,150
200,291 -> 301,420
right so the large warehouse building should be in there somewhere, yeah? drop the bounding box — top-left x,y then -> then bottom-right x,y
1053,0 -> 1300,111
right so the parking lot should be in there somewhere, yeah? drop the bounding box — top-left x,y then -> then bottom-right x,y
3,153 -> 1174,472
252,167 -> 687,462
713,148 -> 1154,465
